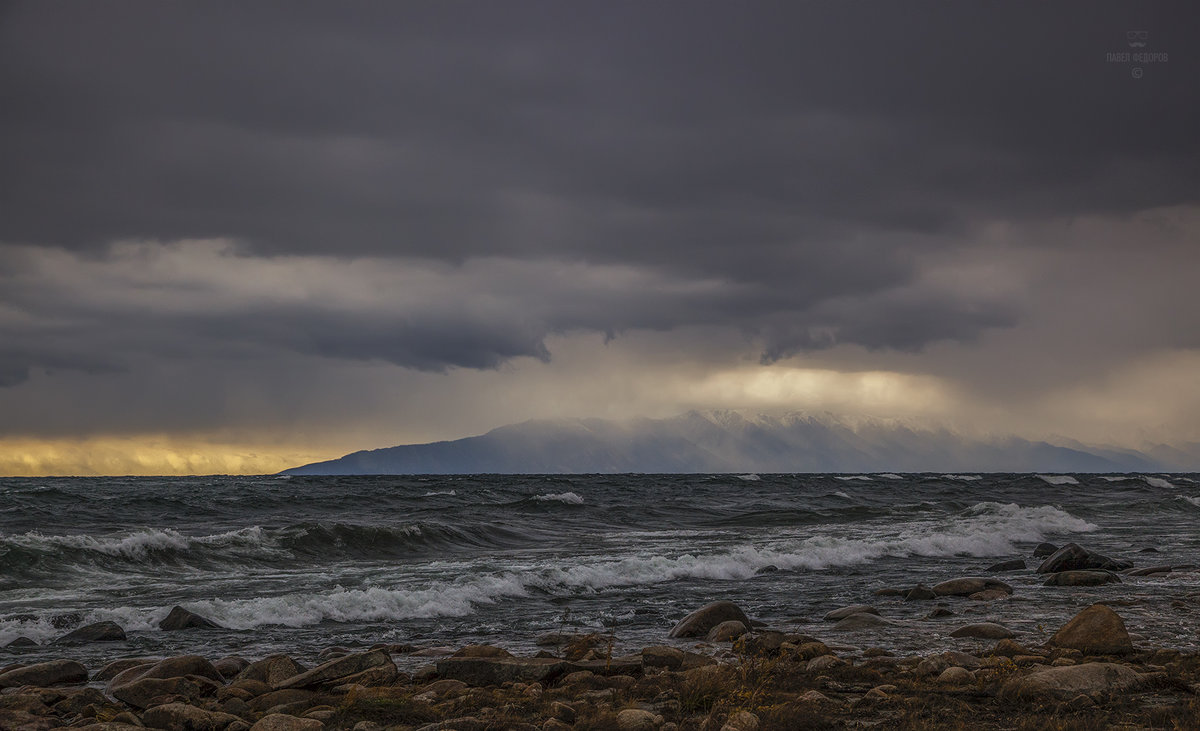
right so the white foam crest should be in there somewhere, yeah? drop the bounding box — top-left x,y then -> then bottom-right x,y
1096,476 -> 1129,482
421,490 -> 457,497
834,475 -> 873,482
833,490 -> 852,499
941,474 -> 982,481
736,474 -> 761,481
1180,496 -> 1200,508
1142,476 -> 1177,489
4,504 -> 1097,633
876,473 -> 903,480
1036,474 -> 1079,485
532,492 -> 584,504
2,526 -> 276,558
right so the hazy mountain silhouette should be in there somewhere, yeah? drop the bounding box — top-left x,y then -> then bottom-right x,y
282,411 -> 1196,474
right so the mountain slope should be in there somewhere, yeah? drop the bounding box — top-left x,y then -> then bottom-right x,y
281,411 -> 1190,474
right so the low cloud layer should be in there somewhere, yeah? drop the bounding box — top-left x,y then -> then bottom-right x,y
1,2 -> 1198,472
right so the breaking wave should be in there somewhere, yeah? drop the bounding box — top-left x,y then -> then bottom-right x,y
1036,474 -> 1079,486
531,492 -> 584,504
0,502 -> 1095,637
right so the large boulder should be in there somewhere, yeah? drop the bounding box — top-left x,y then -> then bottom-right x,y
110,655 -> 223,687
95,658 -> 158,682
273,649 -> 393,690
668,601 -> 752,639
1037,543 -> 1132,574
234,655 -> 307,686
706,620 -> 748,642
158,606 -> 223,631
1000,662 -> 1141,700
54,621 -> 126,644
0,659 -> 88,688
1043,570 -> 1122,587
141,702 -> 243,731
110,675 -> 222,709
1049,604 -> 1134,655
932,578 -> 1012,597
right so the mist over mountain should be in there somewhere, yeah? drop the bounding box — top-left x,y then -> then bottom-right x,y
281,411 -> 1199,475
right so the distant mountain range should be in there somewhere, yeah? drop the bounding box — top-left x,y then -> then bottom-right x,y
281,410 -> 1200,474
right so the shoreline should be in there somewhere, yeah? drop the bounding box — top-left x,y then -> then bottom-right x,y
3,542 -> 1199,730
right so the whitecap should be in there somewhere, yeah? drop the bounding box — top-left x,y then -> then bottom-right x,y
941,474 -> 982,481
875,473 -> 903,480
421,490 -> 457,497
833,490 -> 852,499
1181,496 -> 1200,507
736,474 -> 761,481
1036,474 -> 1079,486
532,491 -> 584,504
1141,476 -> 1176,489
834,475 -> 873,482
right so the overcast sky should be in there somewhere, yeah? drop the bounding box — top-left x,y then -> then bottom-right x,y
2,1 -> 1198,474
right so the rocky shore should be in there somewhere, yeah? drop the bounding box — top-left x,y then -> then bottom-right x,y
2,542 -> 1199,730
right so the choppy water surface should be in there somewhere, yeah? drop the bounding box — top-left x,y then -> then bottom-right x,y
2,473 -> 1198,667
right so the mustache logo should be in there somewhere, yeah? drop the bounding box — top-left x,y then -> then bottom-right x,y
1127,30 -> 1148,48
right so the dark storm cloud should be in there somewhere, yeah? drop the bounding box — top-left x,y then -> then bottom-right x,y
0,1 -> 1197,383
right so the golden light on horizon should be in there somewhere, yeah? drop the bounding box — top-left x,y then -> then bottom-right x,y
0,436 -> 337,477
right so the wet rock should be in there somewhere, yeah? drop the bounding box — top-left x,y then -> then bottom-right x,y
0,659 -> 88,688
158,605 -> 223,631
54,621 -> 126,645
1033,542 -> 1058,558
969,589 -> 1010,601
1126,565 -> 1172,576
873,587 -> 905,597
142,702 -> 243,730
1049,604 -> 1133,655
234,655 -> 308,686
949,623 -> 1014,640
111,675 -> 222,709
932,578 -> 1013,597
274,649 -> 393,690
1036,543 -> 1132,574
215,656 -> 251,680
925,605 -> 954,618
95,658 -> 157,682
991,639 -> 1034,657
833,613 -> 894,630
986,559 -> 1026,572
755,564 -> 778,575
117,655 -> 223,685
1000,662 -> 1141,700
248,688 -> 316,713
904,584 -> 937,601
705,620 -> 748,642
822,605 -> 879,621
1043,570 -> 1122,586
4,636 -> 36,648
668,601 -> 751,639
250,714 -> 324,731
